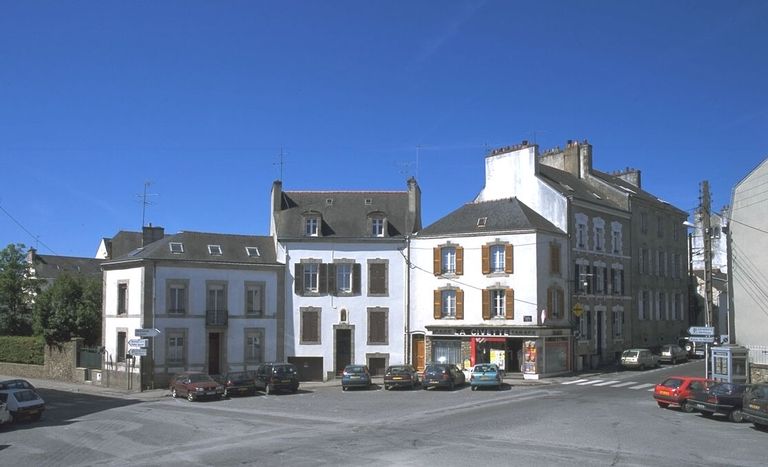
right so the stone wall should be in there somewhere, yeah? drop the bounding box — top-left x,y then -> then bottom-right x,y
0,361 -> 45,379
751,363 -> 768,384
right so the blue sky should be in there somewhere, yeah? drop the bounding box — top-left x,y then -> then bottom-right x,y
1,1 -> 766,258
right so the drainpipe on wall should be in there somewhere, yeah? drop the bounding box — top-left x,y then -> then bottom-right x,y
405,235 -> 411,365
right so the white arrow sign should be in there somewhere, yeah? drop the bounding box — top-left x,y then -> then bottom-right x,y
688,326 -> 714,336
135,328 -> 161,338
128,348 -> 147,357
128,338 -> 148,348
688,336 -> 715,343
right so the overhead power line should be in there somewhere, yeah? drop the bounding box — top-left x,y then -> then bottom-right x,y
0,202 -> 58,254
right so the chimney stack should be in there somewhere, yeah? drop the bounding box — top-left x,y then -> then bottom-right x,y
142,224 -> 165,247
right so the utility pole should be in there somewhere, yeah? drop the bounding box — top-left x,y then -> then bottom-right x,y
724,204 -> 736,343
700,181 -> 714,379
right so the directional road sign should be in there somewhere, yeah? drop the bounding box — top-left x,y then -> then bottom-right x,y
688,336 -> 715,343
128,347 -> 148,357
688,326 -> 714,336
128,338 -> 148,348
135,328 -> 161,338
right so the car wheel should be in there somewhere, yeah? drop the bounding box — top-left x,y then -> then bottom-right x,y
449,381 -> 455,391
384,384 -> 389,391
729,409 -> 745,423
640,364 -> 646,371
671,358 -> 677,365
342,386 -> 348,391
265,385 -> 272,395
423,385 -> 429,390
471,385 -> 477,391
681,401 -> 694,413
171,388 -> 178,398
657,401 -> 669,408
187,392 -> 195,402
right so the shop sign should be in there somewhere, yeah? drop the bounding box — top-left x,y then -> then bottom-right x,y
431,327 -> 539,337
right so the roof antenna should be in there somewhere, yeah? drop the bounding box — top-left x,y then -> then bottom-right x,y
137,181 -> 158,228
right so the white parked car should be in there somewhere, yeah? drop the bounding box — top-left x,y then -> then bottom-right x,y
0,401 -> 11,425
0,388 -> 46,422
620,348 -> 660,370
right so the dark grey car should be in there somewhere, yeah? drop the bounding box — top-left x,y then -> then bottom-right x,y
254,363 -> 300,395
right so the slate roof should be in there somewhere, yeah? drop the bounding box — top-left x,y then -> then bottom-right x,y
416,198 -> 563,237
103,231 -> 278,265
538,165 -> 623,210
275,190 -> 413,239
32,255 -> 103,280
101,231 -> 143,259
591,169 -> 686,215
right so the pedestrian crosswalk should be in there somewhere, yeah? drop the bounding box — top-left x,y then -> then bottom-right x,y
560,378 -> 657,391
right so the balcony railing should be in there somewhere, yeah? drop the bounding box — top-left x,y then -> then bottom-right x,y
206,309 -> 228,326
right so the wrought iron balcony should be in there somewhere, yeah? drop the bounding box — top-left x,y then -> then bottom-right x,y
206,309 -> 228,326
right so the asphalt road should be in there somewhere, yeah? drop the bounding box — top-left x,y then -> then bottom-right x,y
2,361 -> 767,466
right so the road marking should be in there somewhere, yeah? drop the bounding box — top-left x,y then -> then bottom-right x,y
577,379 -> 604,385
629,383 -> 656,390
610,381 -> 639,388
592,380 -> 621,386
561,379 -> 589,385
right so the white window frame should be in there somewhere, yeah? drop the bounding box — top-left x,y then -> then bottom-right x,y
371,217 -> 385,237
169,242 -> 184,254
244,328 -> 265,363
441,247 -> 457,275
305,216 -> 320,237
245,246 -> 260,257
303,263 -> 319,293
490,244 -> 505,273
491,289 -> 505,318
441,289 -> 456,318
336,263 -> 353,293
208,244 -> 222,255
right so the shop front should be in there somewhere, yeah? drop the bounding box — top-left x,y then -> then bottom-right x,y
424,326 -> 573,378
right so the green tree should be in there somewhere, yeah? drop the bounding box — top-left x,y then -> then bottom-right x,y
34,273 -> 102,346
0,243 -> 37,335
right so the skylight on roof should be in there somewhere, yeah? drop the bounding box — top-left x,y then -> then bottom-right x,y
245,246 -> 260,257
477,217 -> 487,228
169,242 -> 184,254
364,198 -> 372,205
561,184 -> 575,192
326,198 -> 334,205
618,185 -> 636,194
208,245 -> 222,256
591,192 -> 602,199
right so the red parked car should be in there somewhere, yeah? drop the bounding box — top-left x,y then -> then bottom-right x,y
653,376 -> 712,412
170,371 -> 225,402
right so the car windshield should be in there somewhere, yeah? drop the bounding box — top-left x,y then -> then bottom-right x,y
0,380 -> 33,390
623,351 -> 639,358
273,365 -> 296,375
14,390 -> 40,402
661,378 -> 683,389
345,366 -> 366,374
188,374 -> 213,383
711,383 -> 745,394
388,366 -> 411,375
474,365 -> 496,372
425,365 -> 446,374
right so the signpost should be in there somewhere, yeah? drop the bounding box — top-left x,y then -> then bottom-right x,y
128,348 -> 148,357
128,338 -> 148,348
688,336 -> 715,343
135,328 -> 161,338
688,326 -> 714,336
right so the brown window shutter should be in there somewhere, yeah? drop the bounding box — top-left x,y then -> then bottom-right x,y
505,244 -> 514,274
327,264 -> 337,295
456,246 -> 464,275
505,289 -> 514,319
352,263 -> 361,294
433,290 -> 441,319
481,245 -> 490,274
318,264 -> 328,294
456,288 -> 464,319
433,247 -> 441,275
557,288 -> 564,318
294,264 -> 304,295
482,289 -> 491,320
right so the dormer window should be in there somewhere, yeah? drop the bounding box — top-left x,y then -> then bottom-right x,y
305,215 -> 320,237
477,217 -> 487,228
326,198 -> 334,206
371,217 -> 385,237
208,245 -> 222,256
169,242 -> 184,254
245,246 -> 260,257
364,198 -> 372,205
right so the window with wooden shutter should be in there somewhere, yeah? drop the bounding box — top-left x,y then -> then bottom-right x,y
300,308 -> 320,344
455,246 -> 464,275
504,244 -> 513,274
318,264 -> 328,294
367,308 -> 388,344
482,289 -> 491,320
433,247 -> 441,275
455,288 -> 464,319
481,245 -> 490,274
433,290 -> 441,319
505,289 -> 514,319
368,261 -> 388,296
556,288 -> 564,318
550,243 -> 560,274
327,263 -> 338,295
547,288 -> 553,319
294,264 -> 304,294
352,264 -> 361,294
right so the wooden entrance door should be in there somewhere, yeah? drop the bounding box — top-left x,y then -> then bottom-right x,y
412,335 -> 425,371
208,332 -> 220,375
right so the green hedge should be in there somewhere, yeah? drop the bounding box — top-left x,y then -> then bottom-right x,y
0,335 -> 44,364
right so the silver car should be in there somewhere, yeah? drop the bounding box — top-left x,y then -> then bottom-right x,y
620,348 -> 660,370
659,344 -> 688,364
